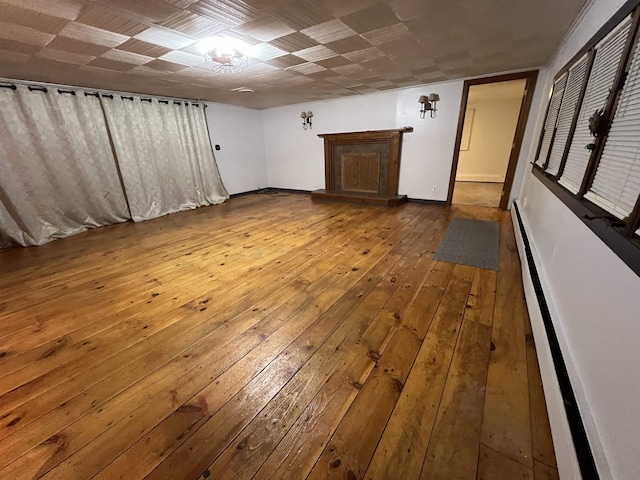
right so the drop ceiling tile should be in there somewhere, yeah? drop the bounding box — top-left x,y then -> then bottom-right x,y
134,27 -> 197,49
0,0 -> 84,20
367,79 -> 395,88
271,0 -> 333,30
160,50 -> 204,66
59,22 -> 130,48
323,35 -> 372,55
128,65 -> 173,77
286,62 -> 326,75
343,47 -> 384,63
0,38 -> 41,56
101,49 -> 154,65
188,0 -> 260,26
324,75 -> 361,88
270,32 -> 317,53
294,45 -> 337,62
264,54 -> 306,68
0,21 -> 55,46
340,3 -> 400,34
144,59 -> 189,72
0,48 -> 31,64
87,57 -> 137,71
388,0 -> 425,21
74,5 -> 148,37
164,0 -> 200,7
316,55 -> 352,69
244,62 -> 280,75
159,11 -> 228,38
0,3 -> 69,35
361,23 -> 410,46
46,36 -> 112,57
306,69 -> 338,80
301,19 -> 357,44
236,15 -> 296,42
89,0 -> 182,23
331,63 -> 370,78
320,0 -> 379,17
35,48 -> 96,65
251,43 -> 288,61
278,74 -> 315,85
118,38 -> 172,57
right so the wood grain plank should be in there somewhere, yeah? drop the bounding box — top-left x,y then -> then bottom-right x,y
0,197 -> 558,480
420,268 -> 497,480
480,214 -> 533,468
251,260 -> 455,480
477,443 -> 534,480
359,263 -> 475,480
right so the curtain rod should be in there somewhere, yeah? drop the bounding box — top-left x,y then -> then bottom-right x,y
0,77 -> 207,107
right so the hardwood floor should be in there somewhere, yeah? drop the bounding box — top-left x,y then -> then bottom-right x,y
452,181 -> 503,208
0,192 -> 558,480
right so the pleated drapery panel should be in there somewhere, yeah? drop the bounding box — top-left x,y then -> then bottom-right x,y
0,86 -> 130,247
100,96 -> 228,222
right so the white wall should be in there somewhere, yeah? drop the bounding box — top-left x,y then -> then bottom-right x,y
206,102 -> 268,195
262,77 -> 544,204
516,1 -> 640,479
456,97 -> 523,182
263,81 -> 462,200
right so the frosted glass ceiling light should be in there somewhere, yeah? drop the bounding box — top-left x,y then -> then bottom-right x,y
201,38 -> 249,74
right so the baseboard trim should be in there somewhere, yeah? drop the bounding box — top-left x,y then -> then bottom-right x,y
407,198 -> 447,205
512,201 -> 599,480
455,175 -> 505,183
229,188 -> 311,198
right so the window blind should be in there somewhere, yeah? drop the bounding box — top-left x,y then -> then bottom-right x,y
535,74 -> 568,167
546,55 -> 590,175
559,17 -> 633,193
586,36 -> 640,219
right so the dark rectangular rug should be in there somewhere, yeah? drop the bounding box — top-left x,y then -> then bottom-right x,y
433,218 -> 499,270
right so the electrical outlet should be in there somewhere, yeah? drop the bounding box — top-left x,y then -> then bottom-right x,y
432,186 -> 437,192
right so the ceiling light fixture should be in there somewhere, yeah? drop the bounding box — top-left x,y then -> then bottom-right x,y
200,38 -> 249,74
419,93 -> 440,118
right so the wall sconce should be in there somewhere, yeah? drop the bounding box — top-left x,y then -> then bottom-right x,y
419,93 -> 440,118
301,111 -> 313,130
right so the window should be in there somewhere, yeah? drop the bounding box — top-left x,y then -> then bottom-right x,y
546,55 -> 590,176
535,73 -> 568,167
533,8 -> 640,275
559,18 -> 633,192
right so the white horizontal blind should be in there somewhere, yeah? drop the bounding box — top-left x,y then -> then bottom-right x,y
586,36 -> 640,219
546,55 -> 590,175
536,74 -> 568,166
559,17 -> 632,193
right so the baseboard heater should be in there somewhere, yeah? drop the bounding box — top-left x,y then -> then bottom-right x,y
511,201 -> 599,480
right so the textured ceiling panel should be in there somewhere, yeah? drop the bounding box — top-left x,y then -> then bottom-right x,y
0,0 -> 588,108
133,27 -> 196,49
118,38 -> 172,58
158,10 -> 226,38
59,22 -> 129,47
0,0 -> 85,20
74,5 -> 148,36
301,19 -> 357,44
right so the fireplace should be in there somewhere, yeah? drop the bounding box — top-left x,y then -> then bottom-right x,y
312,128 -> 412,207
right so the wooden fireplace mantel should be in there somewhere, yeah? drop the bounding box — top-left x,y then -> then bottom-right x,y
312,127 -> 412,207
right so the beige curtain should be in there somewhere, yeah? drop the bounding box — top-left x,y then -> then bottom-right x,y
0,85 -> 130,247
100,96 -> 228,222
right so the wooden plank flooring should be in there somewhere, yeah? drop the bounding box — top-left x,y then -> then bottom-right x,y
0,192 -> 558,480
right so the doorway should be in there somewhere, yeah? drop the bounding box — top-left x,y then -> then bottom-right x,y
447,71 -> 538,209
